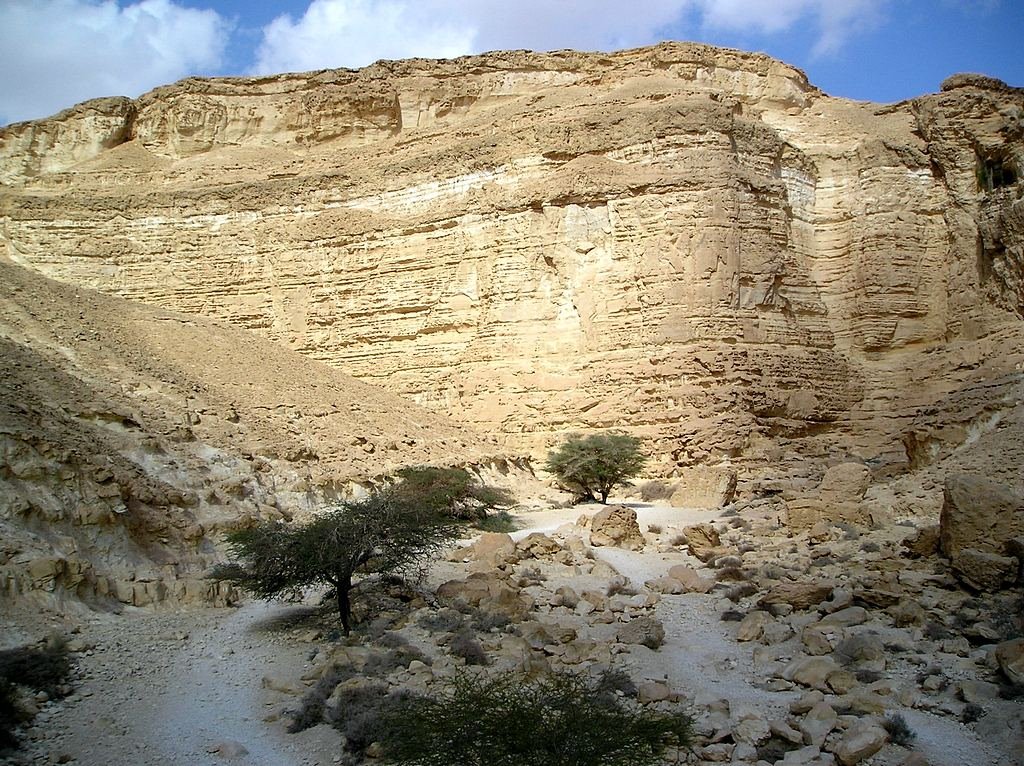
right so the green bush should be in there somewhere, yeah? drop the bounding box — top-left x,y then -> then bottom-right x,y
545,431 -> 645,504
392,466 -> 514,523
379,670 -> 691,766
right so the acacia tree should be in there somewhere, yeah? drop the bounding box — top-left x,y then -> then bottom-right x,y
391,466 -> 513,522
212,489 -> 462,635
545,431 -> 646,504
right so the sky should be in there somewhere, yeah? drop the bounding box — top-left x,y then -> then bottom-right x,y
0,0 -> 1021,127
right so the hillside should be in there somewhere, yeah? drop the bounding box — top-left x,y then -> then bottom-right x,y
0,256 -> 503,609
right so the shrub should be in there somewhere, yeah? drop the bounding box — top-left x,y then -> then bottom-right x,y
417,608 -> 464,634
646,524 -> 663,534
468,610 -> 513,633
289,664 -> 354,733
962,703 -> 985,723
725,583 -> 758,603
392,466 -> 514,523
379,670 -> 692,766
545,432 -> 646,504
212,489 -> 463,634
447,628 -> 489,666
720,610 -> 745,622
325,682 -> 403,757
638,480 -> 675,502
715,567 -> 748,582
882,713 -> 917,747
475,510 -> 517,533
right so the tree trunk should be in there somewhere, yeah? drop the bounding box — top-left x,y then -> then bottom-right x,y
336,572 -> 353,636
599,489 -> 609,504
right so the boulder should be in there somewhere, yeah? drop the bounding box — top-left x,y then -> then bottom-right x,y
665,564 -> 715,593
436,572 -> 533,620
669,466 -> 737,508
818,463 -> 871,504
737,611 -> 774,642
902,525 -> 940,558
783,656 -> 842,692
590,505 -> 645,550
939,473 -> 1024,558
832,721 -> 887,766
681,523 -> 721,561
468,532 -> 518,566
517,532 -> 562,558
800,701 -> 838,746
951,549 -> 1019,591
995,638 -> 1024,686
615,616 -> 665,649
760,582 -> 833,611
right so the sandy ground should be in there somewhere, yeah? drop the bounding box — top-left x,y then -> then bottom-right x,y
2,500 -> 1008,766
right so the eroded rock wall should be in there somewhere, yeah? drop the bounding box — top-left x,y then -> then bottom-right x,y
1,43 -> 1022,483
0,258 -> 507,610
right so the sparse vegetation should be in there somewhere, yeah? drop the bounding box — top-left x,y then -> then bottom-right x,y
638,480 -> 675,502
545,431 -> 646,504
647,523 -> 663,534
391,466 -> 514,524
883,712 -> 917,747
378,670 -> 692,766
212,488 -> 463,635
446,628 -> 489,666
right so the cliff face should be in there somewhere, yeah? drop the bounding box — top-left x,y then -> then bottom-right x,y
1,43 -> 1022,484
0,257 -> 503,609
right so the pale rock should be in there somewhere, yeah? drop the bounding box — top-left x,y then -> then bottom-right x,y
800,701 -> 839,746
995,638 -> 1024,686
669,466 -> 737,508
665,564 -> 715,593
737,610 -> 774,642
951,549 -> 1020,591
681,523 -> 721,562
615,616 -> 665,649
831,721 -> 887,766
590,506 -> 645,551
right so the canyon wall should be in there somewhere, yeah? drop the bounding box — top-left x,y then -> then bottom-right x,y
1,43 -> 1022,487
0,258 -> 506,609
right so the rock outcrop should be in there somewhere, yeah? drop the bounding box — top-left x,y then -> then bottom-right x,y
0,257 -> 506,609
0,42 -> 1022,493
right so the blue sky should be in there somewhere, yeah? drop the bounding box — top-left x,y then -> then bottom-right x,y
1,0 -> 1021,126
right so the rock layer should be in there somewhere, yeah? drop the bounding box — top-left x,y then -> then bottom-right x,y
0,257 -> 504,608
1,43 -> 1022,483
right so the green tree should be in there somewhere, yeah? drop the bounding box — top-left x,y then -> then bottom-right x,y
212,489 -> 461,635
545,431 -> 645,504
391,466 -> 513,523
377,670 -> 691,766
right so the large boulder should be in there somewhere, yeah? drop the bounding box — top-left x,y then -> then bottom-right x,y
681,523 -> 721,562
615,616 -> 665,649
759,582 -> 834,611
951,549 -> 1019,591
940,473 -> 1024,558
995,638 -> 1024,686
590,505 -> 645,550
669,466 -> 737,508
436,572 -> 533,620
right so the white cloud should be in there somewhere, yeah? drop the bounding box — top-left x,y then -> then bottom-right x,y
252,0 -> 887,76
0,0 -> 229,125
695,0 -> 887,57
252,0 -> 691,75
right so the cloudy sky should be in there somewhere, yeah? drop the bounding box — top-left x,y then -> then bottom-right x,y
0,0 -> 1020,126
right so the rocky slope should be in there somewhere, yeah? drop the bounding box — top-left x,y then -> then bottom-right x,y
0,257 -> 507,610
0,42 -> 1022,488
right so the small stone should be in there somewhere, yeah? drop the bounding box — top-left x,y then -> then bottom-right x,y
800,701 -> 838,746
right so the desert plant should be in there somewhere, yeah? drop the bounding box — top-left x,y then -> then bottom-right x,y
882,713 -> 917,747
379,670 -> 692,766
646,524 -> 663,534
475,510 -> 517,533
447,628 -> 489,666
391,466 -> 514,523
212,488 -> 462,635
638,480 -> 675,502
417,608 -> 465,634
545,431 -> 646,504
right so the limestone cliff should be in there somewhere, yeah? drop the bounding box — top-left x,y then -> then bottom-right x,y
1,42 -> 1022,486
0,257 -> 504,609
